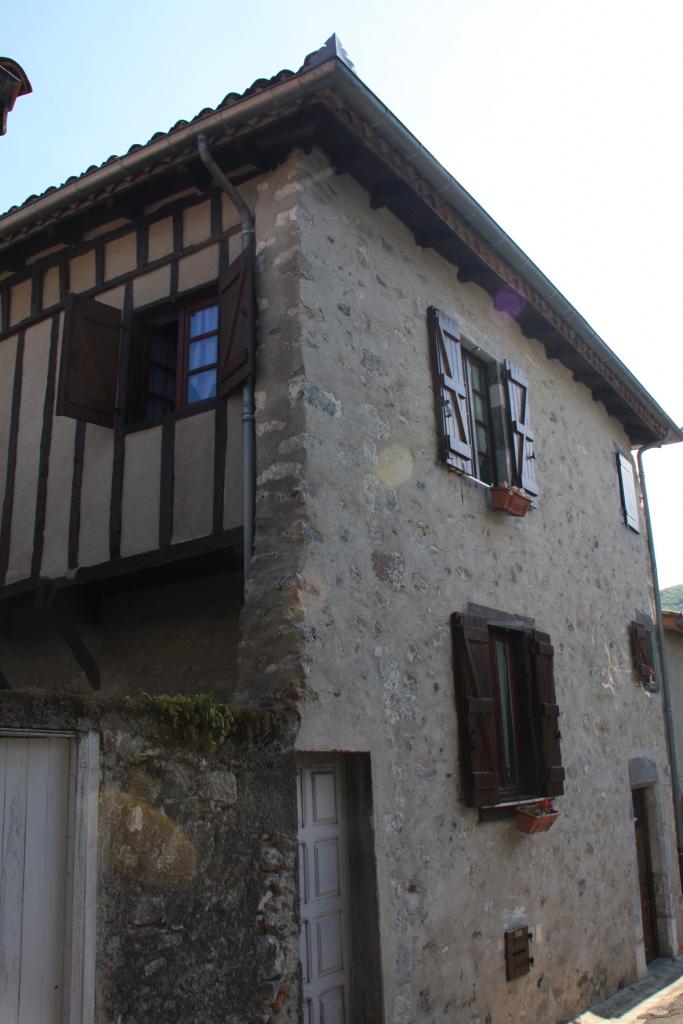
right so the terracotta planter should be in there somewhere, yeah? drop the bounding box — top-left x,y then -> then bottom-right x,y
515,808 -> 559,835
490,487 -> 532,518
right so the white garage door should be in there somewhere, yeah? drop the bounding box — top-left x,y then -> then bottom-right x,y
297,755 -> 352,1024
0,735 -> 72,1024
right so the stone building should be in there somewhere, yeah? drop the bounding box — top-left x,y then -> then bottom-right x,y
1,35 -> 681,1024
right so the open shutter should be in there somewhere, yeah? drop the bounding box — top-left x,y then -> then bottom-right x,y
218,245 -> 254,396
451,613 -> 500,807
504,360 -> 538,496
617,452 -> 640,532
56,293 -> 121,427
428,307 -> 473,473
630,620 -> 656,686
531,631 -> 564,797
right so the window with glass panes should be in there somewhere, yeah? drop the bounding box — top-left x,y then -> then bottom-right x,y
180,300 -> 219,406
490,629 -> 524,798
134,297 -> 219,422
463,352 -> 494,485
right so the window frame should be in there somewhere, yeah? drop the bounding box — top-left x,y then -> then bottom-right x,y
128,289 -> 220,429
428,306 -> 533,493
451,609 -> 564,810
462,349 -> 496,486
176,294 -> 220,410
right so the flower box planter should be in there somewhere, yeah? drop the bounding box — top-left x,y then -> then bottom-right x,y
489,485 -> 532,518
515,806 -> 559,835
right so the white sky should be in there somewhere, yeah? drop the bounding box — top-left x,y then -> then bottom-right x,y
3,0 -> 682,585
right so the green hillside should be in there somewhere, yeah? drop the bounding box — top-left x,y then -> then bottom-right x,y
661,585 -> 683,611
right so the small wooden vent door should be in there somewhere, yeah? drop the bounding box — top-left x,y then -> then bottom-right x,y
632,787 -> 659,963
297,755 -> 352,1024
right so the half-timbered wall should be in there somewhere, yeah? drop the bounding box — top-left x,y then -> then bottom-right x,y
0,190 -> 247,591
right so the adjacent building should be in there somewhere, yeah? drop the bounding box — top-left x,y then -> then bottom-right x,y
1,36 -> 681,1024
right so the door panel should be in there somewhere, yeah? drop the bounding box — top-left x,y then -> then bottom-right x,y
0,736 -> 72,1024
298,756 -> 351,1024
632,787 -> 658,963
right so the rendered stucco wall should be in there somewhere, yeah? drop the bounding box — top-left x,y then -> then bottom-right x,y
240,147 -> 681,1024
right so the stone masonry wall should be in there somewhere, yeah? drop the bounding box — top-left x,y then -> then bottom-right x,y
0,692 -> 300,1024
241,146 -> 682,1024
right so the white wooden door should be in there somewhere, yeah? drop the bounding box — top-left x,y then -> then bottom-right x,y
0,735 -> 72,1024
298,756 -> 352,1024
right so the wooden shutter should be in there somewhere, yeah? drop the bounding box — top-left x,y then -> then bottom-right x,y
504,360 -> 538,496
56,293 -> 121,428
531,631 -> 564,796
630,620 -> 656,685
451,613 -> 500,807
218,245 -> 254,396
617,452 -> 640,532
428,307 -> 473,474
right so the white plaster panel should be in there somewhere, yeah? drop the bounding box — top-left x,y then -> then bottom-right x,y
177,244 -> 219,293
172,410 -> 214,544
133,266 -> 171,308
223,392 -> 243,530
104,233 -> 137,281
9,280 -> 31,326
42,265 -> 60,309
26,244 -> 66,265
83,218 -> 129,241
145,188 -> 199,216
78,424 -> 113,568
121,427 -> 162,557
183,201 -> 211,248
40,313 -> 74,579
6,321 -> 52,583
69,252 -> 96,293
148,217 -> 173,262
97,286 -> 125,311
0,336 -> 18,525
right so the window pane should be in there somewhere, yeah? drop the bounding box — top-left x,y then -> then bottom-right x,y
473,392 -> 486,422
150,333 -> 177,369
476,424 -> 490,455
495,640 -> 517,783
188,335 -> 217,370
189,305 -> 218,338
148,365 -> 176,401
469,360 -> 484,390
187,368 -> 217,404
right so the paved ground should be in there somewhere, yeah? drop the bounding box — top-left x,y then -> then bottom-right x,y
570,958 -> 683,1023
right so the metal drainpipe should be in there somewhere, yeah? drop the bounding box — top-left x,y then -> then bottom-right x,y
637,432 -> 683,888
197,133 -> 255,581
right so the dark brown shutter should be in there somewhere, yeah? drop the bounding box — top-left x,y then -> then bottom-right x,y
630,620 -> 656,685
617,452 -> 640,532
504,360 -> 538,496
218,245 -> 254,396
451,613 -> 500,807
428,307 -> 473,473
56,293 -> 121,428
531,631 -> 564,796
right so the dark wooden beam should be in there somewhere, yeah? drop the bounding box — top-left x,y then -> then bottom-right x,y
46,221 -> 83,247
104,195 -> 145,221
369,186 -> 407,211
457,262 -> 499,286
52,609 -> 100,690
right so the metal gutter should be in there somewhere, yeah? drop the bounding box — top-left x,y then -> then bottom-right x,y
0,61 -> 339,245
637,436 -> 683,890
0,54 -> 679,440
